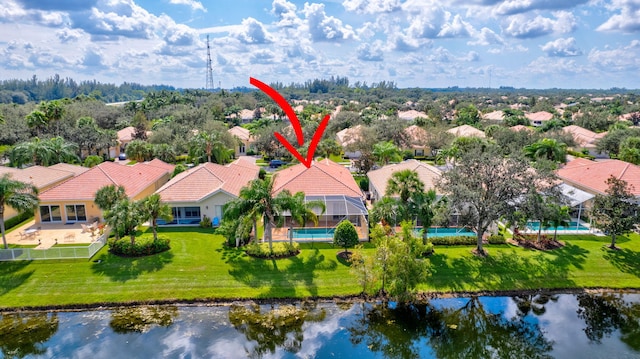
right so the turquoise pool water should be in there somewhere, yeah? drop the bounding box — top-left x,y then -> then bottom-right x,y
291,228 -> 335,239
526,221 -> 589,231
413,227 -> 475,237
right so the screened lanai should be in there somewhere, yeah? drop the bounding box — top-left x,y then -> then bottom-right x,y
280,195 -> 369,241
523,183 -> 595,233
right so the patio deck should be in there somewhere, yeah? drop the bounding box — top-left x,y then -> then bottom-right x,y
4,220 -> 99,249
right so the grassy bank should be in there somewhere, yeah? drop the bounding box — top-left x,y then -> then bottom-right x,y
0,228 -> 639,309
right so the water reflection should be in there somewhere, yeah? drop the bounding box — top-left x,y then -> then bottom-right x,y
0,293 -> 638,358
0,312 -> 58,358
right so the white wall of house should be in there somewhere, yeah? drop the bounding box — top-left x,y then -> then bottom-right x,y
165,191 -> 236,225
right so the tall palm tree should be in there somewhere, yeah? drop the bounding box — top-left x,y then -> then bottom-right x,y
104,198 -> 142,245
372,141 -> 402,165
10,138 -> 54,167
410,189 -> 441,244
385,169 -> 424,204
25,110 -> 48,137
282,191 -> 325,245
190,131 -> 230,164
524,138 -> 567,163
94,185 -> 127,212
548,204 -> 571,241
0,174 -> 39,249
47,137 -> 79,164
140,194 -> 173,241
370,196 -> 403,229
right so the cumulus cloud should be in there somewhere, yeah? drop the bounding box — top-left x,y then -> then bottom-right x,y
468,27 -> 505,46
588,40 -> 640,71
438,14 -> 473,38
250,49 -> 277,64
541,37 -> 583,57
504,11 -> 576,38
302,2 -> 356,42
357,41 -> 384,61
342,0 -> 402,14
597,0 -> 640,33
164,24 -> 198,46
81,47 -> 106,67
231,17 -> 273,44
271,0 -> 301,27
495,0 -> 589,15
56,28 -> 85,43
168,0 -> 206,12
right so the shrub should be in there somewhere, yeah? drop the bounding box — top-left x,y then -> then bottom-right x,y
430,236 -> 476,245
245,241 -> 300,258
487,234 -> 506,244
423,241 -> 434,256
200,215 -> 212,228
333,220 -> 359,254
108,237 -> 170,257
83,155 -> 103,168
4,212 -> 33,231
358,177 -> 369,192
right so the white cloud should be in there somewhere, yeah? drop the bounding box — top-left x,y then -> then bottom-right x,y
597,0 -> 640,33
468,27 -> 505,46
302,2 -> 356,42
168,0 -> 206,12
81,47 -> 106,68
271,0 -> 301,27
163,23 -> 198,46
342,0 -> 402,14
357,41 -> 384,61
588,40 -> 640,71
541,37 -> 583,56
504,11 -> 576,38
437,14 -> 473,38
250,49 -> 277,64
495,0 -> 590,15
231,17 -> 273,44
56,28 -> 85,43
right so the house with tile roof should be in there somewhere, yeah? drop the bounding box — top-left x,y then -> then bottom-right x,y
398,110 -> 428,121
37,160 -> 174,224
367,160 -> 442,202
403,125 -> 428,157
336,125 -> 363,159
557,158 -> 640,199
155,158 -> 259,225
228,126 -> 255,157
561,125 -> 607,152
525,111 -> 554,127
446,124 -> 486,138
482,110 -> 504,121
0,164 -> 88,223
272,159 -> 368,239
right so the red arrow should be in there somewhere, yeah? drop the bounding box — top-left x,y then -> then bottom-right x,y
250,77 -> 330,168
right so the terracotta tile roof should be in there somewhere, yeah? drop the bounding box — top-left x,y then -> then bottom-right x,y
48,163 -> 90,176
509,125 -> 533,132
562,125 -> 607,148
404,125 -> 427,144
0,165 -> 78,190
446,125 -> 486,138
557,158 -> 640,196
482,110 -> 504,121
398,110 -> 428,121
145,158 -> 176,173
156,160 -> 260,202
228,126 -> 254,142
40,160 -> 173,201
273,159 -> 362,197
525,111 -> 554,122
336,125 -> 363,147
367,160 -> 442,198
117,126 -> 135,142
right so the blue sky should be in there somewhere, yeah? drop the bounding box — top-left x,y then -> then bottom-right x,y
1,0 -> 639,89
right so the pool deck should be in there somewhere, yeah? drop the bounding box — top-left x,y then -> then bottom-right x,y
3,220 -> 100,249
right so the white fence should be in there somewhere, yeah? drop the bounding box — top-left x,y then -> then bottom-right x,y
0,228 -> 109,261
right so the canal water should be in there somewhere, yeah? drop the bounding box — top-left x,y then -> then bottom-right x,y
1,292 -> 638,358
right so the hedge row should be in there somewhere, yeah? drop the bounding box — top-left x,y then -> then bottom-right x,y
108,237 -> 171,257
246,241 -> 300,258
429,234 -> 506,246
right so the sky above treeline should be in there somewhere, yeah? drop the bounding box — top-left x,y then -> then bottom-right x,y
1,0 -> 639,90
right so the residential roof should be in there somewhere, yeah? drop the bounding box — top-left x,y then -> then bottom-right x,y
0,165 -> 79,190
228,126 -> 254,142
273,159 -> 362,198
482,110 -> 504,121
117,126 -> 135,142
398,110 -> 428,121
446,124 -> 486,138
525,111 -> 554,123
145,158 -> 176,172
48,163 -> 90,176
404,125 -> 427,146
39,160 -> 174,201
156,159 -> 260,202
336,125 -> 363,147
509,125 -> 533,132
367,159 -> 442,197
562,125 -> 607,149
557,158 -> 640,196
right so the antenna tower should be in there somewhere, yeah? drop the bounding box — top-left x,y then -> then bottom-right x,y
205,35 -> 214,90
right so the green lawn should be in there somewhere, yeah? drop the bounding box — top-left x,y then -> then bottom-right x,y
0,228 -> 639,309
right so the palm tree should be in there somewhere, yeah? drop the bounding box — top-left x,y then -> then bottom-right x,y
410,189 -> 441,244
0,174 -> 39,249
10,138 -> 54,167
140,194 -> 173,241
372,141 -> 402,165
25,110 -> 48,136
47,137 -> 79,164
125,140 -> 152,162
370,196 -> 403,229
40,100 -> 64,136
283,191 -> 325,246
190,131 -> 230,164
385,169 -> 424,204
524,138 -> 567,163
548,204 -> 571,241
94,185 -> 127,212
104,198 -> 142,245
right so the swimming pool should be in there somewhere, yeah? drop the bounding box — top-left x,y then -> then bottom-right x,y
413,227 -> 475,237
291,228 -> 335,239
525,221 -> 589,231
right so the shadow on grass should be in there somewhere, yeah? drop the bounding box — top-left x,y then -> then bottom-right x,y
429,245 -> 587,291
0,261 -> 33,295
602,247 -> 640,278
91,250 -> 174,283
227,248 -> 338,298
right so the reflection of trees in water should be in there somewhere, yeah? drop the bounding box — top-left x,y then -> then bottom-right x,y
349,297 -> 553,359
109,305 -> 178,334
0,312 -> 58,358
228,302 -> 326,358
512,293 -> 559,317
577,293 -> 640,351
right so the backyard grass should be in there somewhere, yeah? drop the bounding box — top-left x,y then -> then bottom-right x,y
0,228 -> 639,309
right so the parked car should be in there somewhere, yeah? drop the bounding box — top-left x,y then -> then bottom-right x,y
118,153 -> 127,161
269,159 -> 286,168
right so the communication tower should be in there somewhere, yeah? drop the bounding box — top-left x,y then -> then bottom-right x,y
205,35 -> 214,90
